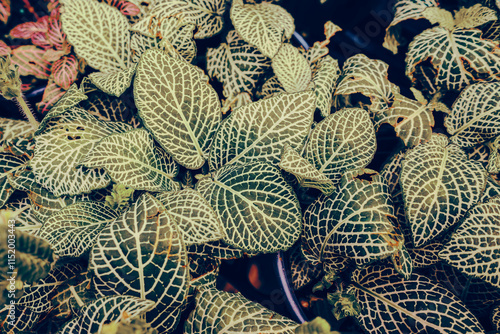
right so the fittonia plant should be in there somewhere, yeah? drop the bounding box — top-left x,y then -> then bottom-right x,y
1,0 -> 500,333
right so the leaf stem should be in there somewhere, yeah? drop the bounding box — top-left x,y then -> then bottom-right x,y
15,95 -> 39,129
70,286 -> 85,308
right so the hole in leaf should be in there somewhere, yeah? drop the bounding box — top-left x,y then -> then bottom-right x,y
76,126 -> 85,131
140,1 -> 149,6
395,117 -> 405,125
67,135 -> 81,140
353,173 -> 375,182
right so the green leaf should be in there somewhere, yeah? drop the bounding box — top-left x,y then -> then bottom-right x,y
327,290 -> 361,320
289,244 -> 322,291
49,270 -> 93,321
492,305 -> 500,331
294,317 -> 331,334
0,118 -> 35,146
406,27 -> 500,91
80,129 -> 180,192
335,54 -> 399,115
196,162 -> 302,254
58,296 -> 155,334
349,264 -> 485,334
258,75 -> 285,99
156,189 -> 224,246
105,184 -> 135,212
279,143 -> 334,196
439,198 -> 500,289
184,288 -> 299,333
4,198 -> 42,235
209,91 -> 315,170
400,134 -> 487,247
481,175 -> 500,203
60,0 -> 131,72
272,43 -> 312,93
488,136 -> 500,174
37,202 -> 119,257
31,108 -> 132,196
134,48 -> 221,169
188,241 -> 243,260
303,108 -> 376,184
91,193 -> 189,326
207,30 -> 271,102
312,55 -> 340,118
302,171 -> 404,267
0,306 -> 40,333
87,65 -> 137,98
230,0 -> 294,58
445,82 -> 500,147
0,153 -> 27,207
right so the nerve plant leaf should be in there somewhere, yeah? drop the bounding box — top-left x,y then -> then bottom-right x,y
31,108 -> 132,196
134,48 -> 221,170
303,108 -> 376,184
11,45 -> 51,79
184,288 -> 299,333
0,118 -> 35,146
80,129 -> 180,192
272,43 -> 312,93
38,202 -> 119,257
52,55 -> 79,90
439,198 -> 500,289
188,241 -> 243,260
312,55 -> 340,117
279,143 -> 334,196
289,244 -> 322,291
302,171 -> 406,268
0,153 -> 27,207
488,136 -> 500,174
492,305 -> 500,331
156,189 -> 224,247
400,134 -> 486,247
60,0 -> 131,72
91,193 -> 188,320
196,162 -> 302,254
209,91 -> 315,170
88,64 -> 137,97
58,296 -> 155,334
335,54 -> 399,115
445,82 -> 500,147
349,265 -> 485,334
230,0 -> 294,58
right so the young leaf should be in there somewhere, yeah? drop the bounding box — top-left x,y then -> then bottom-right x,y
312,55 -> 340,117
279,143 -> 334,196
209,91 -> 315,170
58,296 -> 155,334
422,7 -> 455,31
439,198 -> 500,289
134,48 -> 221,170
80,129 -> 180,192
453,4 -> 497,30
0,153 -> 27,207
230,0 -> 294,58
196,162 -> 302,254
272,43 -> 312,93
303,108 -> 376,184
37,202 -> 119,257
31,108 -> 132,196
445,82 -> 500,147
184,288 -> 299,333
400,134 -> 486,247
335,54 -> 399,115
60,0 -> 131,72
52,55 -> 79,90
156,189 -> 225,246
87,64 -> 137,97
349,264 -> 485,334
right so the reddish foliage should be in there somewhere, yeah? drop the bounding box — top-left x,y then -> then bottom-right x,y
37,79 -> 66,114
10,16 -> 49,39
11,45 -> 52,79
0,0 -> 9,24
0,40 -> 11,56
52,55 -> 78,90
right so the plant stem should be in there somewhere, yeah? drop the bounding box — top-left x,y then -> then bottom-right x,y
22,0 -> 39,20
15,95 -> 39,129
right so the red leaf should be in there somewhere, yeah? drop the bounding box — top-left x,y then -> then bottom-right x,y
31,31 -> 52,49
117,1 -> 140,16
10,16 -> 48,39
0,0 -> 10,24
37,78 -> 66,114
47,16 -> 66,51
52,55 -> 78,90
11,45 -> 52,79
0,40 -> 11,57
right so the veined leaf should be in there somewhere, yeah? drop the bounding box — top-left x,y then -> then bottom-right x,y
221,91 -> 252,114
156,189 -> 224,246
312,55 -> 340,117
59,296 -> 155,334
31,108 -> 132,196
60,0 -> 131,72
52,55 -> 79,90
230,0 -> 294,58
196,162 -> 302,254
349,264 -> 484,334
453,4 -> 497,30
422,7 -> 455,30
188,241 -> 243,260
38,202 -> 119,257
4,198 -> 42,235
406,27 -> 500,91
80,129 -> 180,192
289,244 -> 322,291
37,78 -> 67,114
439,198 -> 500,289
400,134 -> 486,247
134,48 -> 221,169
91,193 -> 188,318
11,45 -> 51,79
0,118 -> 34,145
209,91 -> 315,170
49,270 -> 93,321
184,288 -> 299,333
207,30 -> 271,102
304,108 -> 376,184
488,136 -> 500,174
445,82 -> 500,147
302,171 -> 403,267
0,153 -> 27,207
492,305 -> 500,331
480,175 -> 500,203
384,0 -> 438,54
279,143 -> 334,196
335,54 -> 399,115
258,75 -> 285,99
88,64 -> 137,97
272,43 -> 312,93
0,306 -> 40,333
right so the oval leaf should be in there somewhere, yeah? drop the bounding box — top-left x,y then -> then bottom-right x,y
272,43 -> 312,93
